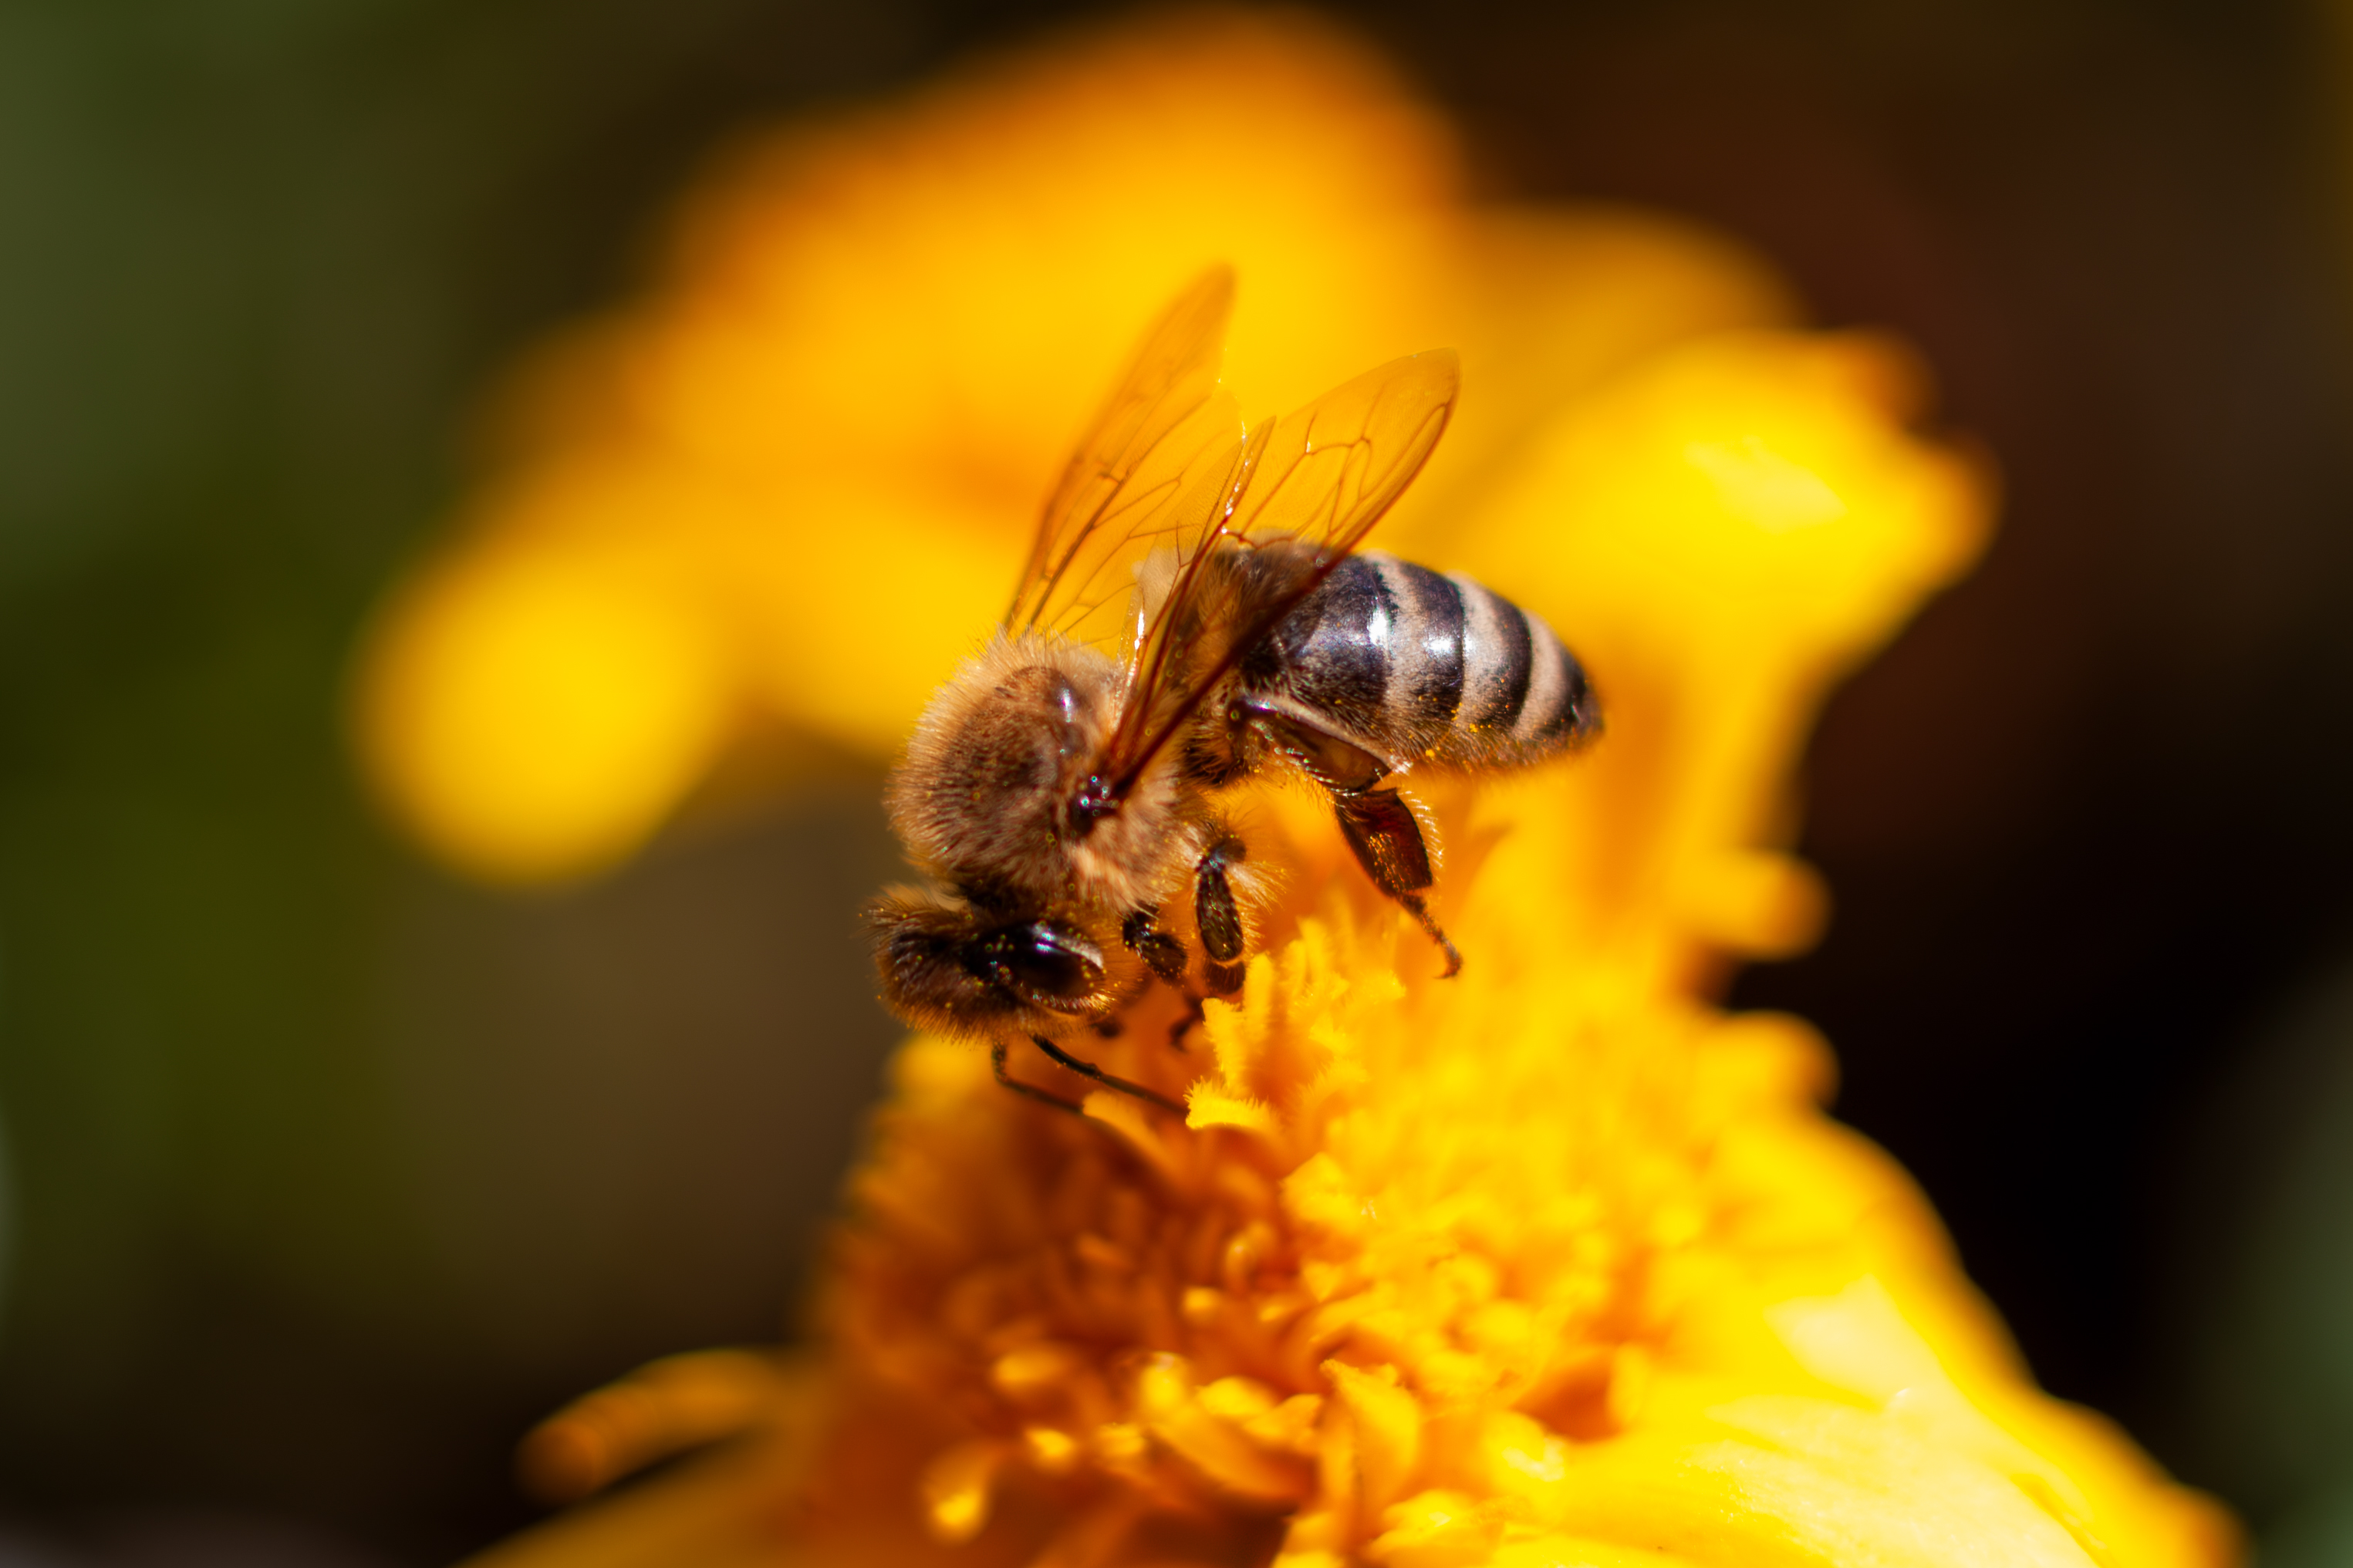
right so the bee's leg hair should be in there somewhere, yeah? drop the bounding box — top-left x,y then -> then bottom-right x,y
1122,908 -> 1204,1052
1121,909 -> 1190,985
992,1038 -> 1086,1114
1333,787 -> 1463,978
1194,837 -> 1250,997
1030,1036 -> 1187,1116
1395,893 -> 1463,978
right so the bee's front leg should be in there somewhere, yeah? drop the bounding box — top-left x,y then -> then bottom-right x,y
1120,909 -> 1189,985
1121,909 -> 1203,1051
1333,787 -> 1462,977
1168,991 -> 1208,1050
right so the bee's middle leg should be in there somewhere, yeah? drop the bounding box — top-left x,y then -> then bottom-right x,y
1137,837 -> 1250,1052
1333,787 -> 1462,977
1193,835 -> 1250,997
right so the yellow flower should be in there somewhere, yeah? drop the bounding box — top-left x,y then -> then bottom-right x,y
407,14 -> 2240,1568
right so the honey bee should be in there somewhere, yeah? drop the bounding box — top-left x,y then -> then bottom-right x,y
869,269 -> 1599,1110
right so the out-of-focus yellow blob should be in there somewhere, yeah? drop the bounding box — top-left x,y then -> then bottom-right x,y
1501,331 -> 1989,651
357,539 -> 731,882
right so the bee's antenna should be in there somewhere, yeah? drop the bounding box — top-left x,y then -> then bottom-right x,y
991,1039 -> 1085,1114
1029,1036 -> 1185,1115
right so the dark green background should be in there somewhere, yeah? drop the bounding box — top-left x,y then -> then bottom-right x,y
3,1 -> 2351,1562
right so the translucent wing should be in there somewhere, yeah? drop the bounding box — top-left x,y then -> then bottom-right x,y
1094,347 -> 1461,800
1006,268 -> 1247,649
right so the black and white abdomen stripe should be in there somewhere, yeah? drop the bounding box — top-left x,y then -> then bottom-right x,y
1252,551 -> 1600,773
1377,553 -> 1598,767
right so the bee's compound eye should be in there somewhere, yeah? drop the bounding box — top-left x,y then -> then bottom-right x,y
970,921 -> 1104,1010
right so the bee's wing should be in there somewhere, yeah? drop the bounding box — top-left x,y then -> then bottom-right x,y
1097,348 -> 1461,798
1006,268 -> 1247,648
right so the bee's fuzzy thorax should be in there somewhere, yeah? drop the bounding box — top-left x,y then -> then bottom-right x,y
886,632 -> 1207,920
887,633 -> 1116,902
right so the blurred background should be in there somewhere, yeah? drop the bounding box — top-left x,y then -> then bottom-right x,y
3,0 -> 2352,1562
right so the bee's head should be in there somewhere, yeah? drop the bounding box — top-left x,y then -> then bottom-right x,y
866,885 -> 1112,1037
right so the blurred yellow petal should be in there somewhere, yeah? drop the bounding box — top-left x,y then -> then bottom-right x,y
355,535 -> 731,882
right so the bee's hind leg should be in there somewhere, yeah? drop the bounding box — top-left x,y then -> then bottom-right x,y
1395,892 -> 1463,978
1333,787 -> 1462,978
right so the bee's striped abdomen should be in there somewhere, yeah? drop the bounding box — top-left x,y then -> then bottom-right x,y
1421,562 -> 1598,767
1252,551 -> 1599,774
